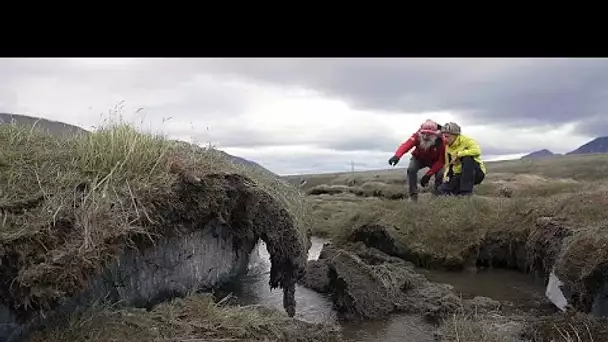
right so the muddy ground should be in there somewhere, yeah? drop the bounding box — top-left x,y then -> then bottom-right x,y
300,238 -> 608,342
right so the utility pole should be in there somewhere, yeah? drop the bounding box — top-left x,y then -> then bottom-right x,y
350,161 -> 355,173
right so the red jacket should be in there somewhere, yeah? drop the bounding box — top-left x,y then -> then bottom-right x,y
394,133 -> 446,176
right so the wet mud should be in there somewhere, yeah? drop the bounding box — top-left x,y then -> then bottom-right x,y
345,216 -> 608,320
308,242 -> 463,322
224,233 -> 608,341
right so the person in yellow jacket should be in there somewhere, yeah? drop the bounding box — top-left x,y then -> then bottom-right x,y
437,122 -> 487,196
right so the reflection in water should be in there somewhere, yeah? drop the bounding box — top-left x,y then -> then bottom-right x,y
217,237 -> 337,324
339,314 -> 436,342
418,267 -> 550,311
217,237 -> 546,342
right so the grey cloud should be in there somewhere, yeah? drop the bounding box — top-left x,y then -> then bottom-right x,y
573,114 -> 608,137
177,121 -> 527,160
196,58 -> 608,137
181,122 -> 401,154
479,145 -> 529,157
0,59 -> 249,130
325,134 -> 397,153
2,58 -> 599,175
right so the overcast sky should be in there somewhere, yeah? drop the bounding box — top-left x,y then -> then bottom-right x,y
0,58 -> 605,175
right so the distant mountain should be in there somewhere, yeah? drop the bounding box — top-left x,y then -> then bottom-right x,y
567,136 -> 608,155
521,149 -> 556,159
0,113 -> 88,137
0,112 -> 277,177
213,149 -> 277,177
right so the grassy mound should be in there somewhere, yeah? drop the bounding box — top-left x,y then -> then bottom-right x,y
308,195 -> 382,237
0,122 -> 311,321
437,312 -> 523,342
438,305 -> 608,342
292,155 -> 608,340
28,293 -> 342,342
326,191 -> 608,312
473,173 -> 585,198
522,312 -> 608,342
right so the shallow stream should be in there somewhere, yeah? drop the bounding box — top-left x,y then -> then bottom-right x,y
216,237 -> 550,342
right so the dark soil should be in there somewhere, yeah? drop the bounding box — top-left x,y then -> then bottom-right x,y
302,242 -> 482,323
345,224 -> 408,258
0,170 -> 307,324
346,223 -> 471,271
342,216 -> 608,321
301,259 -> 331,293
299,235 -> 608,341
307,185 -> 406,200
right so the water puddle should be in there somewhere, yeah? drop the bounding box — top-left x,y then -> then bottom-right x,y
418,267 -> 551,313
217,236 -> 336,324
339,314 -> 436,342
217,237 -> 549,341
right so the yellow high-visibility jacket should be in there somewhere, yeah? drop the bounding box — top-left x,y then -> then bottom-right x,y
443,134 -> 487,180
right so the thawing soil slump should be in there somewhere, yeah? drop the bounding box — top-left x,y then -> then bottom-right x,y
0,122 -> 311,338
332,194 -> 608,313
290,160 -> 608,341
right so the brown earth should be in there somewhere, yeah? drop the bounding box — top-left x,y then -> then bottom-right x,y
288,154 -> 608,341
300,241 -> 510,324
0,168 -> 305,321
325,193 -> 608,317
307,182 -> 407,200
301,235 -> 608,342
0,122 -> 312,341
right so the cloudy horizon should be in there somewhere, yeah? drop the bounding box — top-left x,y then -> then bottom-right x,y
0,57 -> 604,175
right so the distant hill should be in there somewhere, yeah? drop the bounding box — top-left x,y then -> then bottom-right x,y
0,113 -> 88,137
213,149 -> 278,177
521,149 -> 556,159
0,112 -> 277,177
567,136 -> 608,155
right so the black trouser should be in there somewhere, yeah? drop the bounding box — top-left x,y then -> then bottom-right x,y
406,157 -> 443,196
437,156 -> 485,196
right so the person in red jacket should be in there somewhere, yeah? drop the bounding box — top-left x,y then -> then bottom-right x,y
388,120 -> 446,201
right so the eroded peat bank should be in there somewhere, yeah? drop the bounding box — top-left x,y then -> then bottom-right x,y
5,116 -> 608,342
290,156 -> 608,342
0,121 -> 343,342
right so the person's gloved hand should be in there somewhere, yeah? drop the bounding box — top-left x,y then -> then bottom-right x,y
388,155 -> 400,166
449,152 -> 459,165
420,174 -> 431,187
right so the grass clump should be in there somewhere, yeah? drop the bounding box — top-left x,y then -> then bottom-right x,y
306,181 -> 406,200
438,312 -> 522,342
521,312 -> 608,342
552,220 -> 608,312
473,173 -> 586,198
28,293 -> 342,342
0,120 -> 310,320
308,194 -> 381,237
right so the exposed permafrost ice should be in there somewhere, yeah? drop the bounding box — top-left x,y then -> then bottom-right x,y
546,269 -> 568,312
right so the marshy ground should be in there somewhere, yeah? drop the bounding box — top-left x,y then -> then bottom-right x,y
285,153 -> 608,341
0,121 -> 320,342
4,115 -> 608,342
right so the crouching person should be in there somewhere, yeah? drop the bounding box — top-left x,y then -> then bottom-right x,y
437,122 -> 487,196
389,120 -> 446,201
